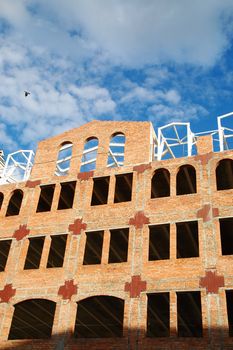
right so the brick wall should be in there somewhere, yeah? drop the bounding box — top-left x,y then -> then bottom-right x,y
0,121 -> 232,349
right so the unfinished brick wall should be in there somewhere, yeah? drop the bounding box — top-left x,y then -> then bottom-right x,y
0,121 -> 232,349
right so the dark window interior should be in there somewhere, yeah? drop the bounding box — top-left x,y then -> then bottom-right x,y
176,165 -> 196,195
6,190 -> 23,216
216,159 -> 233,190
74,296 -> 124,338
57,181 -> 76,210
177,291 -> 203,337
149,224 -> 170,260
24,237 -> 45,269
176,221 -> 199,258
83,231 -> 104,265
220,218 -> 233,255
8,299 -> 56,339
0,239 -> 11,271
226,290 -> 233,336
0,192 -> 3,210
114,173 -> 133,203
47,234 -> 67,268
91,177 -> 110,205
36,185 -> 55,212
108,228 -> 129,263
151,169 -> 170,198
147,293 -> 170,337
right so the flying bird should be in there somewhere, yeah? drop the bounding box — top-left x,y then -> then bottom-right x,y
24,91 -> 31,97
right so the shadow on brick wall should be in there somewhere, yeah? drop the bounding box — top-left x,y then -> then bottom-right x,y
1,327 -> 233,350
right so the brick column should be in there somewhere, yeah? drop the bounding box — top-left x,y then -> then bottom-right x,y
170,222 -> 176,260
170,290 -> 177,337
101,230 -> 110,264
40,236 -> 51,268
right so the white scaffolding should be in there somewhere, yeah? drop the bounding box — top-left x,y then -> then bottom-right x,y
0,150 -> 34,184
0,112 -> 232,184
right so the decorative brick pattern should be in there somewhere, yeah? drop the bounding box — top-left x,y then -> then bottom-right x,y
0,284 -> 16,303
77,171 -> 94,181
25,180 -> 41,188
133,163 -> 151,174
197,204 -> 219,223
129,211 -> 150,229
13,224 -> 30,241
68,218 -> 87,235
125,275 -> 147,298
194,152 -> 213,165
200,270 -> 225,294
58,280 -> 77,300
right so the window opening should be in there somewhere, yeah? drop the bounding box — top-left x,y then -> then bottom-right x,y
177,291 -> 203,337
91,177 -> 110,205
55,142 -> 73,176
107,133 -> 125,168
74,296 -> 124,338
108,228 -> 129,263
57,181 -> 76,210
176,221 -> 199,258
83,231 -> 104,265
47,234 -> 67,268
149,224 -> 170,260
24,237 -> 45,269
36,185 -> 55,212
114,173 -> 133,203
216,159 -> 233,190
151,169 -> 170,198
0,239 -> 11,271
147,293 -> 170,337
80,137 -> 98,172
6,190 -> 23,216
226,290 -> 233,336
176,165 -> 196,195
0,192 -> 3,210
8,299 -> 56,339
220,218 -> 233,255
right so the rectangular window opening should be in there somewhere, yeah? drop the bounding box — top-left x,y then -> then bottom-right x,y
91,177 -> 110,206
177,291 -> 203,337
149,224 -> 170,260
46,234 -> 67,268
226,290 -> 233,336
147,293 -> 170,337
36,185 -> 55,212
176,221 -> 199,258
108,228 -> 129,263
114,173 -> 133,203
57,181 -> 76,210
0,240 -> 11,272
220,218 -> 233,255
83,231 -> 104,265
24,237 -> 45,270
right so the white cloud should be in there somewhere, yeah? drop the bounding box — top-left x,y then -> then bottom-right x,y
37,0 -> 233,66
149,103 -> 208,125
121,86 -> 181,105
1,0 -> 233,67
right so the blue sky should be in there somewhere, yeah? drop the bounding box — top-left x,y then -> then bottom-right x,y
1,0 -> 233,155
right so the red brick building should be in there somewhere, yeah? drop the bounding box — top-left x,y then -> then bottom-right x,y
0,120 -> 233,349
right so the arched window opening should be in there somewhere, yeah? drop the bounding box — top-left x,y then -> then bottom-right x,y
8,299 -> 56,339
216,159 -> 233,190
176,165 -> 196,195
107,133 -> 125,168
74,296 -> 124,338
80,137 -> 99,172
55,142 -> 73,176
151,168 -> 170,198
0,192 -> 3,210
6,190 -> 23,216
